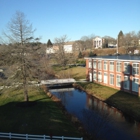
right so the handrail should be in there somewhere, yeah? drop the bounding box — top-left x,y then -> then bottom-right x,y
0,132 -> 83,140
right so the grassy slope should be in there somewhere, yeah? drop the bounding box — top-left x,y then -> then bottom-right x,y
0,87 -> 81,137
54,66 -> 86,80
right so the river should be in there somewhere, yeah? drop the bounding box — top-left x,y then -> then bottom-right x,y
49,87 -> 140,140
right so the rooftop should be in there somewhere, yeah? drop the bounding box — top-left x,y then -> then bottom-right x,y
85,54 -> 140,61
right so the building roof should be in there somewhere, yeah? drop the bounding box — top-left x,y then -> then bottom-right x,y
85,54 -> 140,61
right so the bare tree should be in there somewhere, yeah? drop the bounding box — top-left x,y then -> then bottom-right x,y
54,35 -> 76,66
2,11 -> 42,102
123,31 -> 138,48
4,11 -> 35,44
53,35 -> 77,78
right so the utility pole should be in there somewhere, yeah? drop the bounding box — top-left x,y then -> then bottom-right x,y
116,36 -> 119,54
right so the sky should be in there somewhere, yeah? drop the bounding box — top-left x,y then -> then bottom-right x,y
0,0 -> 140,43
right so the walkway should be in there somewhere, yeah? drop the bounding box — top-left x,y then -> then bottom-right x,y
40,78 -> 76,87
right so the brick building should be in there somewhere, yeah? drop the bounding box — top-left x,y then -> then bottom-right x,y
85,55 -> 140,96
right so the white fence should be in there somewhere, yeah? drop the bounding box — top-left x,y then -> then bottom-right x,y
0,132 -> 83,140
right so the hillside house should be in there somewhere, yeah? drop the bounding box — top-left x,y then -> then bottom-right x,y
93,37 -> 104,49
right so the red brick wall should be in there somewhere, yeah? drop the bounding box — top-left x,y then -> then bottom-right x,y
85,58 -> 140,96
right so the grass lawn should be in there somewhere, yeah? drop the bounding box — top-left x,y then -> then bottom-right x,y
78,82 -> 140,121
0,87 -> 81,137
53,66 -> 86,80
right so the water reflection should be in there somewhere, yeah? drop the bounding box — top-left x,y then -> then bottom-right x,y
49,87 -> 140,140
87,94 -> 140,137
49,88 -> 74,105
87,94 -> 125,123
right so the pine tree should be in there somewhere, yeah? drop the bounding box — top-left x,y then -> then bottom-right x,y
47,39 -> 53,47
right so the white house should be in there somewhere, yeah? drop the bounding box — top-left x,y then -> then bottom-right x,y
93,37 -> 104,49
46,42 -> 74,54
63,45 -> 73,53
46,45 -> 59,54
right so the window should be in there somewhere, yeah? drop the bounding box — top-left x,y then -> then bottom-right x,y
110,62 -> 114,71
93,71 -> 96,81
99,40 -> 101,46
132,78 -> 139,92
98,61 -> 102,70
89,73 -> 92,82
132,63 -> 139,75
88,60 -> 92,68
98,72 -> 102,82
94,41 -> 96,46
104,73 -> 108,84
124,62 -> 130,74
116,75 -> 121,87
93,60 -> 97,69
116,62 -> 121,72
123,76 -> 130,90
104,61 -> 107,70
110,74 -> 114,85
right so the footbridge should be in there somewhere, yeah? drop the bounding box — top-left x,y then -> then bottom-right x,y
40,78 -> 76,87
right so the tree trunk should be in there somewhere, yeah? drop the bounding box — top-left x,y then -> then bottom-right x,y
24,87 -> 29,102
23,59 -> 29,102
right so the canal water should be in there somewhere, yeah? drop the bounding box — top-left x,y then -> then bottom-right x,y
49,87 -> 140,140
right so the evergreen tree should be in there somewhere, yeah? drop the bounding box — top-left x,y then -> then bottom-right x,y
89,51 -> 96,57
47,39 -> 53,47
118,30 -> 124,47
78,51 -> 83,58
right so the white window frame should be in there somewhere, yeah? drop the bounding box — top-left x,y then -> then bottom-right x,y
93,71 -> 97,81
116,62 -> 121,72
132,77 -> 139,92
123,76 -> 130,90
98,60 -> 102,70
116,75 -> 121,87
93,60 -> 97,69
104,61 -> 108,70
109,61 -> 114,71
98,71 -> 102,82
110,74 -> 114,85
124,62 -> 130,74
132,63 -> 139,75
89,72 -> 92,82
103,73 -> 108,84
88,60 -> 92,68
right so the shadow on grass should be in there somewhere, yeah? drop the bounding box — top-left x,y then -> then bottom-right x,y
105,64 -> 140,122
0,99 -> 80,137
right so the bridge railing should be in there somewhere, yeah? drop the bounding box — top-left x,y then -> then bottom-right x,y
0,132 -> 83,140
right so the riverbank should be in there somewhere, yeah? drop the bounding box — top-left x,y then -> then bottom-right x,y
0,87 -> 82,138
44,89 -> 93,140
74,82 -> 140,122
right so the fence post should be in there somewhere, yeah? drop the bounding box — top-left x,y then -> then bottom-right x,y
43,135 -> 46,140
80,137 -> 83,140
62,136 -> 64,140
26,134 -> 28,140
9,132 -> 11,139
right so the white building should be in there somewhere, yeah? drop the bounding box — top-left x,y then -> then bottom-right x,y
93,37 -> 104,49
63,45 -> 73,53
46,42 -> 73,54
46,45 -> 59,54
